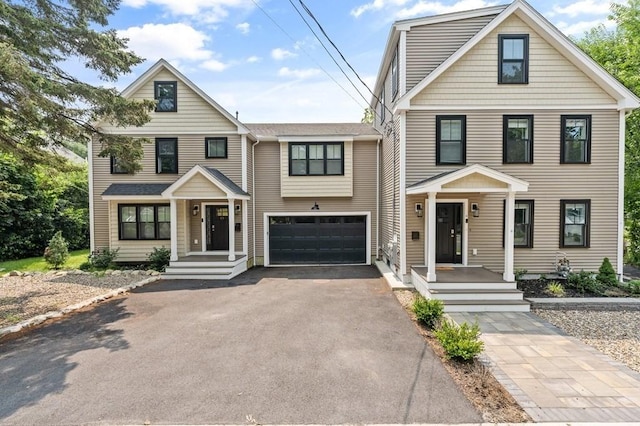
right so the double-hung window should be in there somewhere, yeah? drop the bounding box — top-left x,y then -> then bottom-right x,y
503,115 -> 533,163
289,142 -> 344,176
154,81 -> 177,112
561,200 -> 590,247
503,200 -> 534,248
110,156 -> 129,174
205,137 -> 227,158
156,138 -> 178,174
561,115 -> 591,163
498,34 -> 529,84
436,116 -> 466,165
119,204 -> 170,240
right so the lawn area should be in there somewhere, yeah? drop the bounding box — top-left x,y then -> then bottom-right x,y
0,249 -> 90,273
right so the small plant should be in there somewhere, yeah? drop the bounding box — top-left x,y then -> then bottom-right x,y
411,295 -> 444,329
147,246 -> 171,272
627,280 -> 640,295
514,268 -> 528,281
596,257 -> 618,287
78,261 -> 92,271
434,320 -> 484,362
43,231 -> 69,269
567,270 -> 603,295
545,281 -> 565,297
89,247 -> 120,269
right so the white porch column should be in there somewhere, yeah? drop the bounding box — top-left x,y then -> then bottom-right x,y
503,191 -> 515,281
427,192 -> 437,282
242,199 -> 248,255
170,199 -> 178,261
228,198 -> 236,261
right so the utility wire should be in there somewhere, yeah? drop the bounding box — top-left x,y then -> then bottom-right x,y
249,0 -> 368,113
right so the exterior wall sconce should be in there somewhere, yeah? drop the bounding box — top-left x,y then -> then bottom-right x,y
235,204 -> 241,215
192,205 -> 200,216
311,202 -> 320,210
471,203 -> 480,217
415,203 -> 423,217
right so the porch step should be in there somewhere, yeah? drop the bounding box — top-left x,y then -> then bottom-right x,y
162,272 -> 233,280
443,299 -> 530,312
427,281 -> 517,290
429,288 -> 525,301
165,266 -> 235,275
162,258 -> 248,280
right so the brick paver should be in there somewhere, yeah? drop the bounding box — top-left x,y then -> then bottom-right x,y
450,312 -> 640,423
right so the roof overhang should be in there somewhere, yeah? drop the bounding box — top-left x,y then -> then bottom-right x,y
406,164 -> 529,194
102,195 -> 167,201
161,165 -> 250,200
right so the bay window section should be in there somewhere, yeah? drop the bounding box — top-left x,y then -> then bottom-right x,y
289,142 -> 344,176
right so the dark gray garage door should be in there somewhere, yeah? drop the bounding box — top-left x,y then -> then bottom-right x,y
269,215 -> 367,265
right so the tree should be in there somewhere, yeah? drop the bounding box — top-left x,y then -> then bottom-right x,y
0,0 -> 155,174
575,0 -> 640,264
361,108 -> 374,124
44,231 -> 69,269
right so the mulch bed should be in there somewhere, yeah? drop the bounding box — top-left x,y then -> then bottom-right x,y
517,278 -> 632,298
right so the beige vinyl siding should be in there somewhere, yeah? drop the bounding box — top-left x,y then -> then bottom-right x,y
99,69 -> 237,135
379,115 -> 401,267
253,140 -> 378,262
107,200 -> 184,262
411,15 -> 615,106
405,109 -> 619,273
280,141 -> 353,197
173,173 -> 226,198
405,14 -> 497,90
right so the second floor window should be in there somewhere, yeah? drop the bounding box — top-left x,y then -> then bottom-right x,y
289,142 -> 344,176
499,34 -> 529,84
379,89 -> 385,123
110,156 -> 129,174
436,116 -> 466,165
156,138 -> 178,174
561,115 -> 591,163
154,81 -> 177,112
205,137 -> 228,158
391,49 -> 398,98
503,115 -> 533,163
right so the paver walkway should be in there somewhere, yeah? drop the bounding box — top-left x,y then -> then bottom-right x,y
450,312 -> 640,423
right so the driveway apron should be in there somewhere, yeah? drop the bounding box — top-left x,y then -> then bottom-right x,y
0,266 -> 480,425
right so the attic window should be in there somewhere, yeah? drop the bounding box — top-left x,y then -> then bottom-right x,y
154,81 -> 177,112
498,35 -> 529,84
391,49 -> 398,98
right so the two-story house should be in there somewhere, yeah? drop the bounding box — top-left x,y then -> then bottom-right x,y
89,0 -> 638,310
372,0 -> 638,308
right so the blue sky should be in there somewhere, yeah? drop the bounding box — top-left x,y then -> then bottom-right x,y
95,0 -> 616,122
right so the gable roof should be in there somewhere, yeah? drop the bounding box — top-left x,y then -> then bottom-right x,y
406,164 -> 529,194
161,165 -> 249,200
246,123 -> 380,141
395,0 -> 639,111
120,59 -> 251,134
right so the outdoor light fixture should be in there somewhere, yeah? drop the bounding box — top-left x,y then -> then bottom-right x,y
235,204 -> 241,215
192,205 -> 200,216
311,202 -> 320,210
471,203 -> 480,218
415,203 -> 423,217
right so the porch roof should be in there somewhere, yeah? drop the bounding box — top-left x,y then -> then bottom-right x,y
102,183 -> 171,200
161,165 -> 250,200
406,164 -> 529,194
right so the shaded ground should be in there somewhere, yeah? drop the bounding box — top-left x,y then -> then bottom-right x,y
0,266 -> 481,425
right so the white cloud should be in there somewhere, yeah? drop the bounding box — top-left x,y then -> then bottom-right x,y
271,48 -> 297,60
247,55 -> 261,63
551,0 -> 611,18
278,67 -> 321,79
236,22 -> 250,34
201,59 -> 230,71
119,23 -> 213,62
121,0 -> 253,23
351,0 -> 409,18
556,18 -> 615,36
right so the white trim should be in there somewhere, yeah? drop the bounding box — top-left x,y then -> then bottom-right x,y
395,4 -> 507,30
161,164 -> 250,200
228,199 -> 236,261
182,200 -> 189,257
427,193 -> 437,282
277,136 -> 354,143
263,212 -> 372,267
200,202 -> 233,254
400,104 -> 620,111
241,135 -> 248,191
399,112 -> 407,276
102,195 -> 167,201
170,199 -> 178,261
376,138 -> 381,260
88,139 -> 95,252
425,199 -> 469,269
399,30 -> 406,97
618,110 -> 626,279
252,139 -> 260,264
242,199 -> 248,256
503,191 -> 515,281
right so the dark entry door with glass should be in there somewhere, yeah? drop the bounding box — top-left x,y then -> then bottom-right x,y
436,203 -> 463,263
206,205 -> 229,251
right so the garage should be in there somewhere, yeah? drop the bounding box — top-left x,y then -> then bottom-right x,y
268,215 -> 368,265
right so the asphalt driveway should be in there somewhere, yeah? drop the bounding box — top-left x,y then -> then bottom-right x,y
0,266 -> 480,424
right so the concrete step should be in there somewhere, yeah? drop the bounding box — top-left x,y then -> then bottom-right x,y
427,281 -> 517,290
162,272 -> 233,280
429,288 -> 524,301
165,266 -> 235,274
443,299 -> 531,313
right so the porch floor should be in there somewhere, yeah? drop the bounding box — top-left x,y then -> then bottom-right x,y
411,266 -> 509,283
176,254 -> 247,263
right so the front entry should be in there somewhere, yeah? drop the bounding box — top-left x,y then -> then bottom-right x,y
205,205 -> 229,251
436,203 -> 463,263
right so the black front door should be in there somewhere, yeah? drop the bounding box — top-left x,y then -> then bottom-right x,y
206,205 -> 229,251
436,203 -> 463,263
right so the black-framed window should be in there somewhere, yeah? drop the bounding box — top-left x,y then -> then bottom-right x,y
503,115 -> 533,163
156,138 -> 178,174
379,89 -> 385,123
154,81 -> 177,112
391,48 -> 398,98
118,204 -> 170,240
504,200 -> 534,248
561,200 -> 590,248
498,34 -> 529,84
436,116 -> 466,165
110,156 -> 129,174
205,137 -> 228,159
561,115 -> 591,163
289,142 -> 344,176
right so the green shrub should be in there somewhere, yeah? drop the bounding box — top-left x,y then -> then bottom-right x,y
147,246 -> 171,272
546,281 -> 565,297
628,280 -> 640,295
411,296 -> 444,329
89,247 -> 120,269
596,257 -> 618,287
435,320 -> 484,362
567,270 -> 604,295
514,268 -> 528,281
43,231 -> 69,269
78,261 -> 92,271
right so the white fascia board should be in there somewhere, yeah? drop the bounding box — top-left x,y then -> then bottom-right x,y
161,165 -> 244,199
406,164 -> 529,194
394,4 -> 507,31
371,27 -> 400,106
277,136 -> 354,143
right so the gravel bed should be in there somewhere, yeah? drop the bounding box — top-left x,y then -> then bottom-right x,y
0,271 -> 154,327
533,309 -> 640,373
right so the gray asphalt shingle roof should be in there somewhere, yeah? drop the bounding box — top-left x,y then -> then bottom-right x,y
246,123 -> 379,137
102,183 -> 172,196
202,167 -> 249,196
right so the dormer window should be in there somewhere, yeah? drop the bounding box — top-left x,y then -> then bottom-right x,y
498,34 -> 529,84
154,81 -> 177,112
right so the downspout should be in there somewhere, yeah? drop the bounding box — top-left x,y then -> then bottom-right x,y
88,137 -> 95,252
376,137 -> 381,260
252,138 -> 260,266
